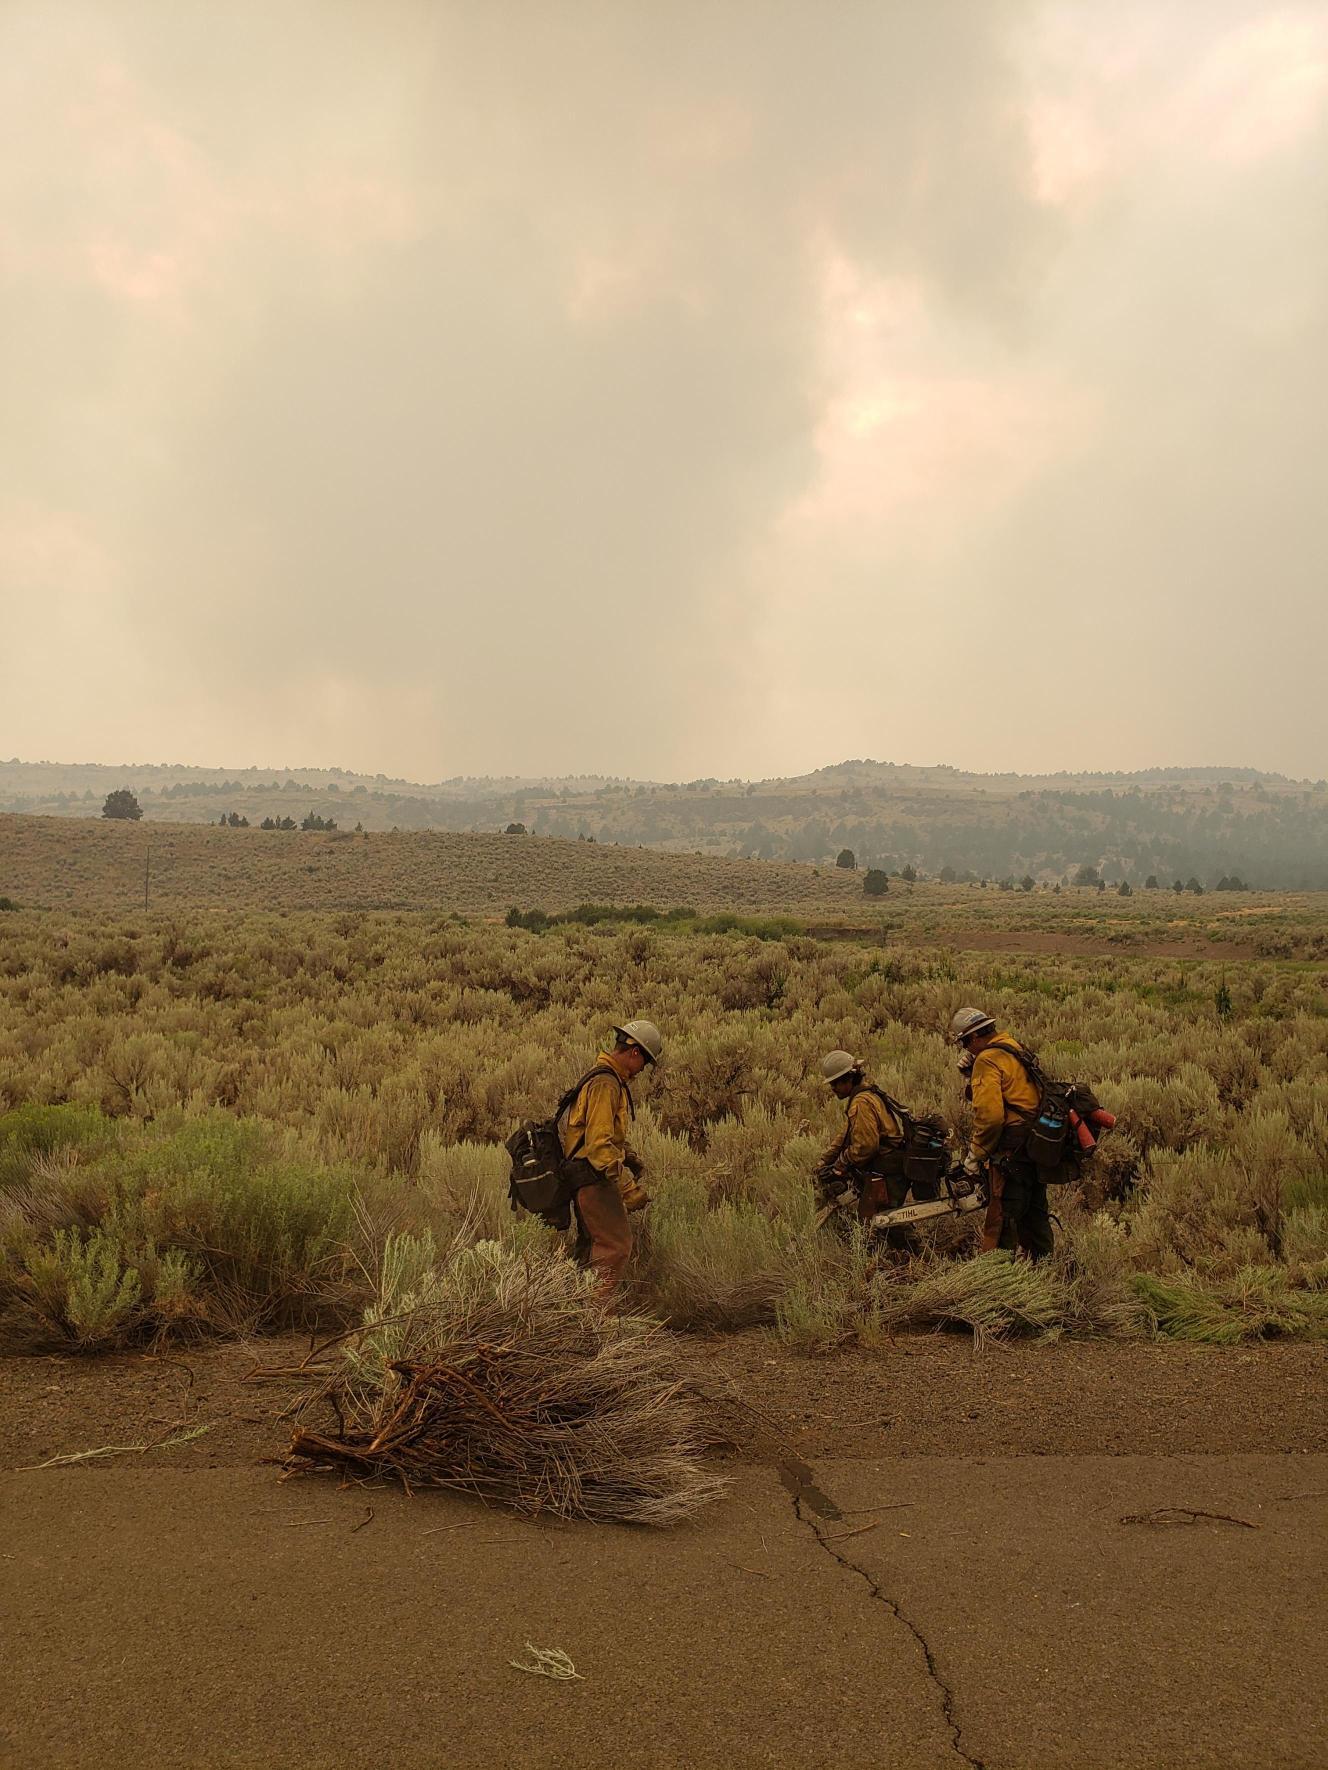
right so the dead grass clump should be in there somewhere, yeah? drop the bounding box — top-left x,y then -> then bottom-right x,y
1283,1205 -> 1328,1267
641,1182 -> 799,1329
416,1135 -> 513,1239
1055,1214 -> 1154,1338
774,1234 -> 886,1349
284,1238 -> 725,1526
870,1251 -> 1071,1341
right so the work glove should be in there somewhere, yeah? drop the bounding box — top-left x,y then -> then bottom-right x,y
812,1164 -> 841,1197
962,1153 -> 985,1180
617,1172 -> 650,1212
624,1150 -> 646,1179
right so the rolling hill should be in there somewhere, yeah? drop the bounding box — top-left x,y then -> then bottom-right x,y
3,755 -> 1326,888
4,813 -> 1326,963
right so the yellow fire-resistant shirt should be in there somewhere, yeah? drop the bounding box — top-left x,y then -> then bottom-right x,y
968,1031 -> 1040,1162
559,1049 -> 638,1182
822,1083 -> 905,1172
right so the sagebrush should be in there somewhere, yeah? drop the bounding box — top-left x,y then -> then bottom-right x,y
1,909 -> 1325,1349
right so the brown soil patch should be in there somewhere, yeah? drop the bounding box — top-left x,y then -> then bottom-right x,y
689,1332 -> 1327,1463
0,1334 -> 309,1473
4,1333 -> 1325,1770
913,930 -> 1263,961
3,1331 -> 1322,1475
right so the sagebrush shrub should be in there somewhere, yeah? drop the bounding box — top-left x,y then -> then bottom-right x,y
3,908 -> 1328,1348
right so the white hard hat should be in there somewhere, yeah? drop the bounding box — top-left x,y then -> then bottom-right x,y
820,1049 -> 859,1085
949,1007 -> 996,1045
613,1018 -> 663,1064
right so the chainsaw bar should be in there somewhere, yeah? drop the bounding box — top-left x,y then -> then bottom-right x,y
814,1185 -> 985,1233
866,1191 -> 985,1231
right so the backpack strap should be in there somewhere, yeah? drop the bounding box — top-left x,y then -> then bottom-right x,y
984,1039 -> 1044,1079
981,1040 -> 1046,1119
556,1064 -> 635,1162
556,1065 -> 613,1120
830,1083 -> 910,1166
863,1083 -> 914,1141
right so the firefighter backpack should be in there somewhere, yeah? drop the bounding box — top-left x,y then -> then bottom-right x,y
985,1042 -> 1110,1180
505,1065 -> 623,1225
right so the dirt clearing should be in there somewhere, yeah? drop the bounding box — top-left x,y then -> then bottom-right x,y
2,1337 -> 1324,1769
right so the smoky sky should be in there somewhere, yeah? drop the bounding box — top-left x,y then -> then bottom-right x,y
2,0 -> 1325,782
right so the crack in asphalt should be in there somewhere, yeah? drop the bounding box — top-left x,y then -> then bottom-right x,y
783,1458 -> 985,1770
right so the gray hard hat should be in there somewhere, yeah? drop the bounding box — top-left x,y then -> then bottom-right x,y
949,1007 -> 996,1045
820,1049 -> 859,1085
613,1018 -> 663,1064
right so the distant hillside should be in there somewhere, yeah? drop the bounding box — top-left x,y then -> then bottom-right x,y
0,814 -> 864,916
3,755 -> 1326,889
6,815 -> 1325,963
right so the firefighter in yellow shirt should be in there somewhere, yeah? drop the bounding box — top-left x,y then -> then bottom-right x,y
816,1050 -> 915,1224
559,1019 -> 661,1297
950,1007 -> 1053,1261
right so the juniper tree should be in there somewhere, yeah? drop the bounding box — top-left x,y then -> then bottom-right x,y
101,789 -> 142,821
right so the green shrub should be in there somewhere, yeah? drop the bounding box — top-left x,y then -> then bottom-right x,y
561,902 -> 662,926
4,908 -> 1328,1350
0,1104 -> 116,1186
127,1119 -> 362,1327
2,1224 -> 208,1353
25,1228 -> 143,1345
871,1251 -> 1073,1342
1133,1267 -> 1328,1343
0,1115 -> 368,1346
505,906 -> 551,932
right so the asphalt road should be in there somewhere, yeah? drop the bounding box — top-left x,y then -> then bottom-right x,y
4,1450 -> 1324,1770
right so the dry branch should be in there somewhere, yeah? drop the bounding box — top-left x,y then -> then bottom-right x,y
1119,1507 -> 1257,1529
283,1241 -> 725,1527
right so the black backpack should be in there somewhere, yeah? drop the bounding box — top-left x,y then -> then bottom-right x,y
985,1041 -> 1097,1178
504,1065 -> 631,1224
855,1085 -> 951,1188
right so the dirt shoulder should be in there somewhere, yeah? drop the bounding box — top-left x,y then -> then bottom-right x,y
4,1335 -> 1325,1770
2,1332 -> 1322,1476
689,1333 -> 1328,1462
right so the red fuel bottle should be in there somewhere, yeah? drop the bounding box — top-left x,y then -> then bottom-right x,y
1068,1109 -> 1097,1153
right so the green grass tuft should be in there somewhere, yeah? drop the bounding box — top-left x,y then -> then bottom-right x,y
1133,1268 -> 1328,1343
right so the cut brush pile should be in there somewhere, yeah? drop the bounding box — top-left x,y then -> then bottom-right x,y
283,1235 -> 725,1526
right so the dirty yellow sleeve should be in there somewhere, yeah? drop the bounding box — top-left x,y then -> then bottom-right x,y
968,1038 -> 1038,1161
968,1055 -> 1008,1161
842,1092 -> 883,1166
570,1073 -> 626,1180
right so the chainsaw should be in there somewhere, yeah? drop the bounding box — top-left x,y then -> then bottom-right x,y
813,1166 -> 986,1235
